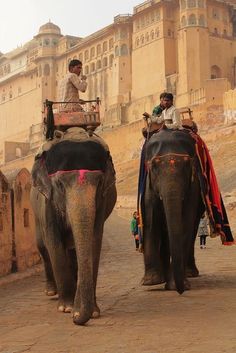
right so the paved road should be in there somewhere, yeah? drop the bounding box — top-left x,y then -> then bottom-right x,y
0,211 -> 236,353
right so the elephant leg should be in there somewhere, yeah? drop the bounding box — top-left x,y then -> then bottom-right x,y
35,221 -> 57,296
38,243 -> 57,296
45,212 -> 76,313
143,195 -> 166,286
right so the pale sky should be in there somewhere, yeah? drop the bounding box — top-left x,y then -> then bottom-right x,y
0,0 -> 140,54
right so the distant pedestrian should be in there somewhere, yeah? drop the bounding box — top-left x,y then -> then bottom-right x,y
198,213 -> 209,249
130,211 -> 139,251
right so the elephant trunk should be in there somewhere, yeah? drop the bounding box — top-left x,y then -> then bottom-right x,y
66,183 -> 96,325
163,194 -> 185,294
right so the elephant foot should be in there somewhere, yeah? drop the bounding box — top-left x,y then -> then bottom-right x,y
186,267 -> 199,278
142,271 -> 165,286
45,282 -> 57,296
165,278 -> 191,291
58,301 -> 73,313
92,305 -> 100,319
45,289 -> 57,296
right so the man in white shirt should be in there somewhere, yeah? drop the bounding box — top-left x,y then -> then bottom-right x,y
58,59 -> 87,112
150,93 -> 182,130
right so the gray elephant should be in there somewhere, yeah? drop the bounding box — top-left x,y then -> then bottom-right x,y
141,128 -> 205,294
31,139 -> 117,325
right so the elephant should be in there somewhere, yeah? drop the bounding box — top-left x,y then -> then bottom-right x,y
30,138 -> 117,325
141,127 -> 205,294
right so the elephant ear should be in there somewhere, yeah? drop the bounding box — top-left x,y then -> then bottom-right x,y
31,156 -> 52,199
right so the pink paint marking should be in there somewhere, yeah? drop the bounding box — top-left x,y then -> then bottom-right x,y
48,169 -> 102,185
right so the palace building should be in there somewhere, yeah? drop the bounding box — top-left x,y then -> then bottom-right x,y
1,0 -> 236,164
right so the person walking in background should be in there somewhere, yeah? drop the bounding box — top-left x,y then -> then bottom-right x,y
130,211 -> 139,251
198,213 -> 210,249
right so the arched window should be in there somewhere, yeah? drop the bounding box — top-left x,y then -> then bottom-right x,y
151,30 -> 155,40
141,35 -> 145,44
90,62 -> 95,72
211,65 -> 221,79
188,14 -> 197,25
44,64 -> 50,76
85,50 -> 89,61
181,0 -> 186,9
96,60 -> 101,70
79,53 -> 83,61
103,57 -> 108,67
97,44 -> 101,55
187,0 -> 196,8
199,15 -> 205,26
120,44 -> 128,56
85,65 -> 89,75
38,65 -> 42,77
156,10 -> 160,21
214,27 -> 218,35
103,41 -> 107,52
155,28 -> 160,37
109,54 -> 114,66
115,45 -> 119,56
135,37 -> 140,47
90,47 -> 95,58
109,38 -> 114,49
181,16 -> 187,27
44,38 -> 50,46
145,32 -> 149,42
197,0 -> 204,7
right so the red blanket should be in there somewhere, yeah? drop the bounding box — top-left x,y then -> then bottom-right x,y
190,132 -> 234,245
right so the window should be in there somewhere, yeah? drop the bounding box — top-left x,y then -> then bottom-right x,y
96,60 -> 101,69
181,0 -> 186,9
103,57 -> 108,67
103,41 -> 107,52
187,0 -> 196,8
188,14 -> 197,25
109,38 -> 114,49
120,44 -> 128,56
90,62 -> 95,72
211,65 -> 221,79
44,38 -> 50,46
109,54 -> 114,66
151,30 -> 155,40
85,50 -> 89,61
181,16 -> 187,27
197,0 -> 204,7
85,65 -> 89,75
24,209 -> 29,227
44,64 -> 50,76
199,15 -> 205,26
97,44 -> 101,55
141,35 -> 145,44
115,45 -> 119,56
145,33 -> 149,42
79,53 -> 83,61
90,47 -> 95,58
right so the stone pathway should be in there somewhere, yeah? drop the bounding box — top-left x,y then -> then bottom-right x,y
0,211 -> 236,353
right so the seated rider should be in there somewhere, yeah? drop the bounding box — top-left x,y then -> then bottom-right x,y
143,92 -> 182,132
58,59 -> 87,112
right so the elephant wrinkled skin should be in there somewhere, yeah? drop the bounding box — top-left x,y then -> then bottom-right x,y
31,139 -> 117,325
142,128 -> 204,294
